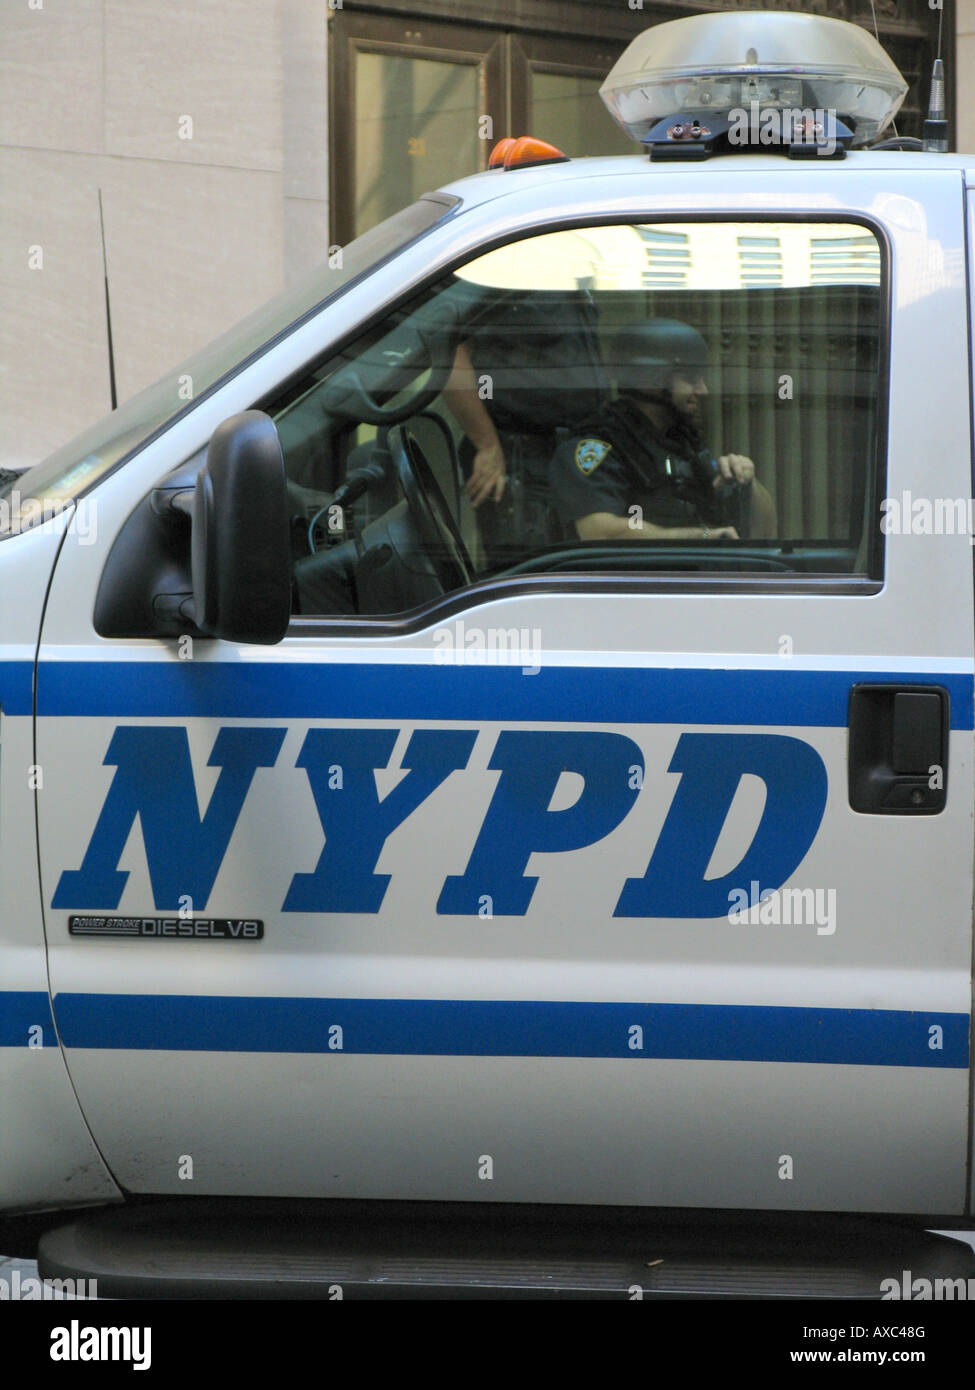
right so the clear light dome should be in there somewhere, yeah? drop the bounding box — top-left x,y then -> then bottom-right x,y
600,10 -> 908,148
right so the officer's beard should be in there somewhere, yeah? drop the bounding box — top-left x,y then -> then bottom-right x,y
626,387 -> 705,454
667,408 -> 705,456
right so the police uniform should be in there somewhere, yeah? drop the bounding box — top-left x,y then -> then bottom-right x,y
549,396 -> 737,536
459,429 -> 556,565
460,289 -> 609,566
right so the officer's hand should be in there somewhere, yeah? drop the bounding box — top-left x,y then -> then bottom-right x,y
714,453 -> 755,486
706,525 -> 739,540
466,444 -> 507,508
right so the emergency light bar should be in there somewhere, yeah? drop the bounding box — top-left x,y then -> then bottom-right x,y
600,10 -> 908,159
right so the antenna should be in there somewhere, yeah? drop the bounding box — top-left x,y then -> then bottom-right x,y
97,189 -> 118,411
923,58 -> 948,153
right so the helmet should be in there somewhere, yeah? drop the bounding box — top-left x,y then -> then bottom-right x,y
610,318 -> 710,394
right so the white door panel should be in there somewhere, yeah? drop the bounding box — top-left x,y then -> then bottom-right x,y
36,168 -> 974,1214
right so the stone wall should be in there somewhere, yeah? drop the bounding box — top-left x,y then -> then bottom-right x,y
0,0 -> 328,471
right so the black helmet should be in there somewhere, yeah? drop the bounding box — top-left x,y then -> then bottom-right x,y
610,318 -> 710,393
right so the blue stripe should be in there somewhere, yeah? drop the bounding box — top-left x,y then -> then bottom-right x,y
0,661 -> 34,716
0,991 -> 54,1046
33,662 -> 975,728
51,994 -> 969,1068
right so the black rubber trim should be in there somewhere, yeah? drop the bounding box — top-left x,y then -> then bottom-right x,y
289,572 -> 882,639
34,1198 -> 975,1300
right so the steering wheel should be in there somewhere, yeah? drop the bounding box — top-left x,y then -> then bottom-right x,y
390,424 -> 474,592
323,338 -> 457,425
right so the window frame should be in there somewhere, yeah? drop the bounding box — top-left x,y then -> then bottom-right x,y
328,10 -> 507,246
268,209 -> 891,639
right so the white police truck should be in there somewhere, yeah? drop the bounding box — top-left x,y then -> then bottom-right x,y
3,10 -> 975,1297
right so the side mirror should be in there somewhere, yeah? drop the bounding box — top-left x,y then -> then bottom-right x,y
191,411 -> 292,645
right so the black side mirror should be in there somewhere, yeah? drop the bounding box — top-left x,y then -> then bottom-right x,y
191,411 -> 292,645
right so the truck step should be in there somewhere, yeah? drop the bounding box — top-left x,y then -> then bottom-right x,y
37,1200 -> 975,1299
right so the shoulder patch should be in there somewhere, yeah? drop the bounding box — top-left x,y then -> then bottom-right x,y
575,438 -> 612,475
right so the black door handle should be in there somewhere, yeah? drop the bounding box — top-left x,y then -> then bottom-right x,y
848,685 -> 948,814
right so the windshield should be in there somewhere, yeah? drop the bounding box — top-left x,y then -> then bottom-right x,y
0,194 -> 457,535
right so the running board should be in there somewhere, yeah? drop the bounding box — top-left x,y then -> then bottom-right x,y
37,1201 -> 975,1300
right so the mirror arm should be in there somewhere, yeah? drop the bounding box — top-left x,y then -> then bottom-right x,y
151,592 -> 199,633
150,487 -> 195,520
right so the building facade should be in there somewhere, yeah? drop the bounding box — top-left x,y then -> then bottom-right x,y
0,0 -> 964,471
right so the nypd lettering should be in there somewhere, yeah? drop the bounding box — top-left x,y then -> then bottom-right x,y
438,730 -> 643,916
53,726 -> 828,918
54,726 -> 284,911
283,728 -> 476,913
616,733 -> 828,917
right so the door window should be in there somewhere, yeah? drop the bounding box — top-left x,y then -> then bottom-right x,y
271,219 -> 885,620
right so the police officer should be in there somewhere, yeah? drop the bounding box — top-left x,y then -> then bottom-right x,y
443,291 -> 609,567
549,319 -> 776,543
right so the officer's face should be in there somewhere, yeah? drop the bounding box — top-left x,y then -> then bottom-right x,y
669,369 -> 708,421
